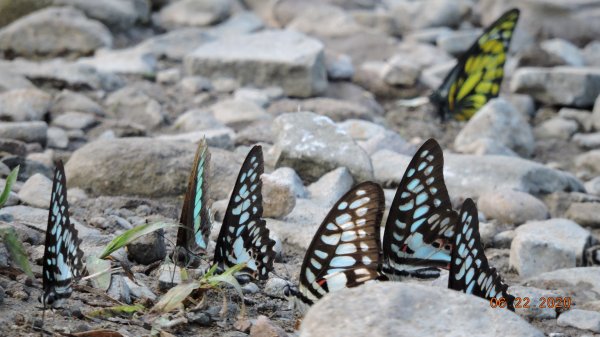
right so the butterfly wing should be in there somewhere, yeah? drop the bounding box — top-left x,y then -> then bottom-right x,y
382,139 -> 457,279
449,198 -> 515,311
41,161 -> 84,307
295,182 -> 385,306
175,139 -> 211,263
213,145 -> 275,280
431,8 -> 520,121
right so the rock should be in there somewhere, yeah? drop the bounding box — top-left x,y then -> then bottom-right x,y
573,133 -> 600,149
51,90 -> 104,116
261,173 -> 296,219
575,150 -> 600,176
307,167 -> 353,207
208,148 -> 244,201
53,0 -> 150,30
390,0 -> 467,32
106,274 -> 131,304
158,263 -> 182,290
300,282 -> 544,337
203,11 -> 264,40
0,7 -> 112,57
324,82 -> 384,116
510,285 -> 563,319
268,98 -> 377,122
455,99 -> 535,157
559,107 -> 593,132
77,47 -> 157,75
381,55 -> 420,86
338,120 -> 385,141
16,173 -> 52,208
233,88 -> 271,108
358,130 -> 415,156
173,109 -> 224,132
0,0 -> 50,28
156,68 -> 181,85
371,150 -> 584,199
187,311 -> 212,326
593,95 -> 600,131
583,41 -> 600,67
325,52 -> 354,81
540,38 -> 585,67
106,84 -> 166,129
65,138 -> 197,197
271,112 -> 373,183
565,202 -> 600,228
0,139 -> 26,157
510,219 -> 591,278
210,98 -> 269,130
158,129 -> 235,150
285,3 -> 361,38
525,267 -> 600,305
477,189 -> 549,225
0,88 -> 51,122
127,228 -> 166,265
0,58 -> 122,91
557,309 -> 600,333
242,282 -> 259,295
436,29 -> 482,56
0,69 -> 33,92
264,277 -> 289,298
534,117 -> 579,140
158,0 -> 232,28
266,199 -> 329,249
268,167 -> 307,199
185,30 -> 327,97
506,94 -> 536,118
585,177 -> 600,197
510,67 -> 600,107
351,9 -> 399,36
212,77 -> 240,93
52,112 -> 97,130
0,121 -> 47,145
123,277 -> 156,301
250,315 -> 288,337
354,61 -> 406,98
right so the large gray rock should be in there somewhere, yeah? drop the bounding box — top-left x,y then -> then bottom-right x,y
157,0 -> 232,28
266,199 -> 329,249
307,167 -> 354,207
50,90 -> 104,116
105,83 -> 166,129
17,173 -> 52,208
52,0 -> 150,30
477,189 -> 549,225
557,309 -> 600,333
371,150 -> 584,199
261,172 -> 296,219
510,67 -> 600,107
0,88 -> 51,122
185,30 -> 327,97
65,138 -> 197,197
524,267 -> 600,305
0,121 -> 47,144
539,38 -> 585,67
510,219 -> 591,278
300,282 -> 544,337
135,28 -> 214,61
0,7 -> 112,57
77,47 -> 157,75
455,99 -> 534,157
534,117 -> 579,140
271,112 -> 373,183
565,202 -> 600,228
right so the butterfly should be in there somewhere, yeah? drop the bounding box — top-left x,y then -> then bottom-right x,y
174,139 -> 212,266
284,182 -> 386,311
430,8 -> 520,121
213,145 -> 275,280
382,138 -> 458,279
40,161 -> 84,308
449,198 -> 515,311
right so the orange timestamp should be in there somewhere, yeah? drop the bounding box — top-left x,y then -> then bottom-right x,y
490,296 -> 572,310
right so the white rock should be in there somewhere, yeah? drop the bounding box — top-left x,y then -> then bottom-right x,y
52,112 -> 97,130
540,38 -> 585,66
0,121 -> 47,144
525,267 -> 600,305
477,189 -> 549,225
0,88 -> 51,122
158,0 -> 232,28
210,98 -> 269,130
510,219 -> 591,278
308,167 -> 354,207
17,173 -> 52,208
46,127 -> 69,149
268,167 -> 307,199
78,47 -> 157,75
534,117 -> 579,140
261,173 -> 296,219
557,309 -> 600,333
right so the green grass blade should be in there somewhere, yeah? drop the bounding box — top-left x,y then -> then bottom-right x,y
0,165 -> 19,207
205,263 -> 246,297
99,222 -> 176,259
86,304 -> 145,319
152,281 -> 200,313
2,227 -> 34,279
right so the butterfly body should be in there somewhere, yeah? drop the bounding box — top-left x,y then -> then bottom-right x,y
287,182 -> 386,312
41,161 -> 84,308
213,145 -> 275,280
431,8 -> 520,121
382,139 -> 457,280
449,198 -> 515,311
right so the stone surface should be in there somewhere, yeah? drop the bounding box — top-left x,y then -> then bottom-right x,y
52,112 -> 97,130
300,282 -> 543,337
557,309 -> 600,333
173,109 -> 224,132
381,55 -> 420,86
268,167 -> 307,199
436,29 -> 482,56
358,130 -> 415,156
126,228 -> 166,265
525,267 -> 600,305
559,107 -> 593,133
510,285 -> 562,319
261,172 -> 296,219
573,132 -> 600,149
371,150 -> 584,199
53,0 -> 149,30
0,121 -> 47,144
455,99 -> 535,157
477,189 -> 549,225
307,167 -> 354,207
338,119 -> 385,141
106,83 -> 166,129
250,315 -> 288,337
51,90 -> 104,116
268,98 -> 376,122
0,88 -> 51,122
575,150 -> 600,176
565,202 -> 600,228
511,67 -> 600,107
65,138 -> 197,197
585,177 -> 600,197
540,38 -> 585,67
158,0 -> 232,28
0,7 -> 112,57
510,219 -> 591,278
16,173 -> 52,208
271,112 -> 373,183
210,98 -> 269,130
77,47 -> 157,75
185,30 -> 327,97
534,117 -> 579,140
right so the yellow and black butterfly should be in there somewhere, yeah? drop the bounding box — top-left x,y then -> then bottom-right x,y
430,8 -> 520,121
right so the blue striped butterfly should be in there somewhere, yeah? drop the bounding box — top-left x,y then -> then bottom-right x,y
449,198 -> 515,311
430,8 -> 520,121
175,139 -> 211,266
285,182 -> 386,311
213,145 -> 275,280
382,139 -> 458,279
40,161 -> 84,308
